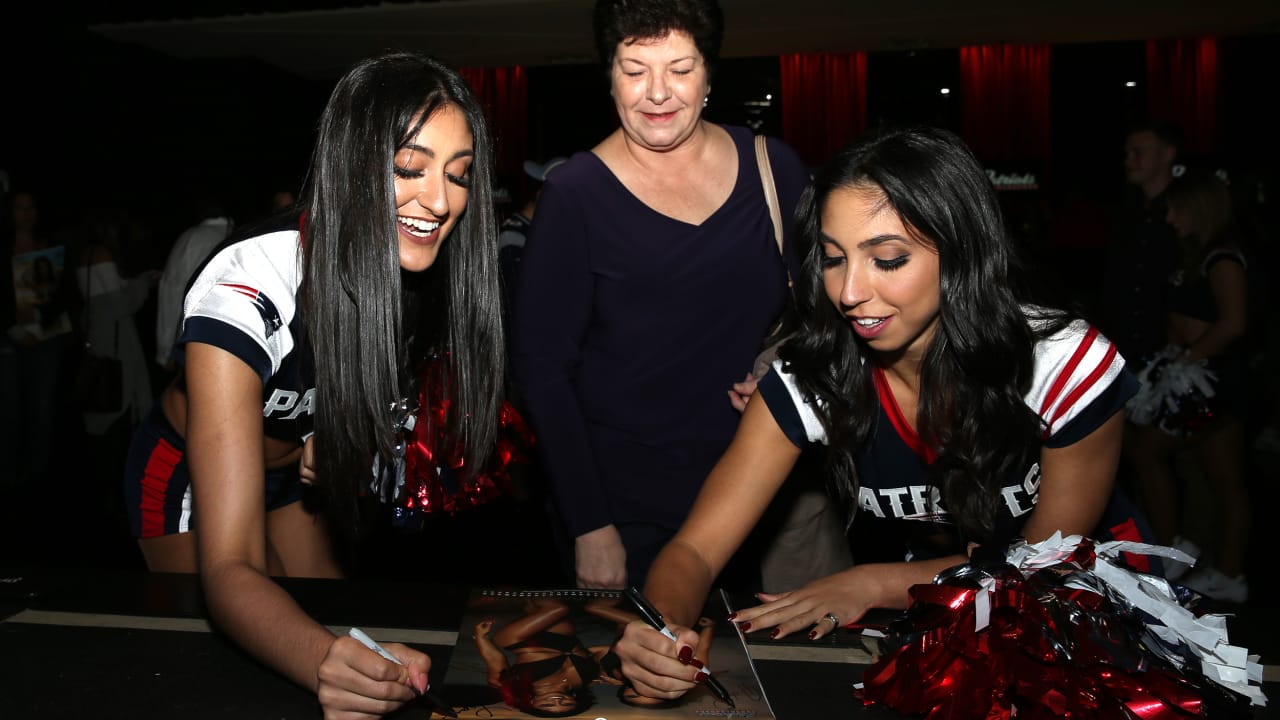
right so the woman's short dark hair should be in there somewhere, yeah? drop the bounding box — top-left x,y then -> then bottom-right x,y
593,0 -> 724,77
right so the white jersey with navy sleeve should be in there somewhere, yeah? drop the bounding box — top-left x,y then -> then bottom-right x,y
757,314 -> 1139,560
176,227 -> 314,442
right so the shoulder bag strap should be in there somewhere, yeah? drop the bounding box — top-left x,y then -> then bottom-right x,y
754,135 -> 791,291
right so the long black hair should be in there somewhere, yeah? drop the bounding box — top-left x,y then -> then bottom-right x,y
300,52 -> 505,538
782,126 -> 1065,543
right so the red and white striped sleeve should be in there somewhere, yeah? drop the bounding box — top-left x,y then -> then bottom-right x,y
1026,318 -> 1128,439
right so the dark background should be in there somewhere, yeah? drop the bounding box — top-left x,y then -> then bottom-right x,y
3,10 -> 1278,592
10,22 -> 1279,268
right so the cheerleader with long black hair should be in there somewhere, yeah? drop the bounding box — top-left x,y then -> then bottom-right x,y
122,51 -> 505,715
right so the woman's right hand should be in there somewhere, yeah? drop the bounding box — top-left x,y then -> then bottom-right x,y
613,619 -> 707,702
316,635 -> 429,719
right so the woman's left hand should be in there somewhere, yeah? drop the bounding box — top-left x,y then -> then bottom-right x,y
727,372 -> 759,413
729,570 -> 876,641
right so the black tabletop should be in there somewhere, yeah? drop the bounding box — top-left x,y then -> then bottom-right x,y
1,569 -> 1275,719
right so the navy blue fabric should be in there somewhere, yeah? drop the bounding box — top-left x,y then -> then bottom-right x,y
758,349 -> 1141,562
511,125 -> 810,548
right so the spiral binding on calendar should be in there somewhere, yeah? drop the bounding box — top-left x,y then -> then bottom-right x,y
479,588 -> 623,599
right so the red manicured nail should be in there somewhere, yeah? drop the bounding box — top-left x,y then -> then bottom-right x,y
769,628 -> 780,638
808,631 -> 818,640
727,612 -> 737,621
695,671 -> 710,683
678,646 -> 693,664
689,658 -> 705,669
739,622 -> 751,632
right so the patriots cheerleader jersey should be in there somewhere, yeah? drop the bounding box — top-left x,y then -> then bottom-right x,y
174,228 -> 314,443
757,316 -> 1140,560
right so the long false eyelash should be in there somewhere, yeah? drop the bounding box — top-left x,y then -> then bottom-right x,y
874,256 -> 909,271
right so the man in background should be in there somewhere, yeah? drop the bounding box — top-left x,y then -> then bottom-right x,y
1100,120 -> 1184,367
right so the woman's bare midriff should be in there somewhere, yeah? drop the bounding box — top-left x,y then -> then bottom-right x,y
161,381 -> 303,469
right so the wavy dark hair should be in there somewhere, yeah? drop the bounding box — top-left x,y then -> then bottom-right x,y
593,0 -> 724,80
300,52 -> 505,539
780,126 -> 1067,543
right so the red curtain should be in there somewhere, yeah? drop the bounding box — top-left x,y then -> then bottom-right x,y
958,44 -> 1051,168
458,66 -> 528,185
1145,37 -> 1219,157
779,52 -> 867,167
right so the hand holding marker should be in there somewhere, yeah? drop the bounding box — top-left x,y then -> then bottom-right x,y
624,586 -> 736,708
348,627 -> 458,718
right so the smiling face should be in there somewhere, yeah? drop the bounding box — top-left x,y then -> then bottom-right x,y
820,184 -> 942,362
609,30 -> 709,152
393,103 -> 474,272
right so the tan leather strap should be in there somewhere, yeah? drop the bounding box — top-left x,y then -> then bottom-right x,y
755,134 -> 784,255
755,135 -> 791,290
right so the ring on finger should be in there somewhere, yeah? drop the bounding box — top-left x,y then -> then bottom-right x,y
822,612 -> 840,628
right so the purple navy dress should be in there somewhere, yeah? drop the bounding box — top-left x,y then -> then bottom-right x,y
511,124 -> 810,584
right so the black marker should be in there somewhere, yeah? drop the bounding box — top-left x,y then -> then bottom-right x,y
624,586 -> 736,708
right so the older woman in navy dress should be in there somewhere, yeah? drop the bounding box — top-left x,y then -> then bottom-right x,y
511,0 -> 811,590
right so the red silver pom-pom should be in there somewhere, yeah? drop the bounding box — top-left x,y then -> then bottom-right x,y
856,534 -> 1266,718
372,356 -> 535,530
1127,345 -> 1218,438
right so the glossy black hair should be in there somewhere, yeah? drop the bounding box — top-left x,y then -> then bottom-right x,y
299,51 -> 505,539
